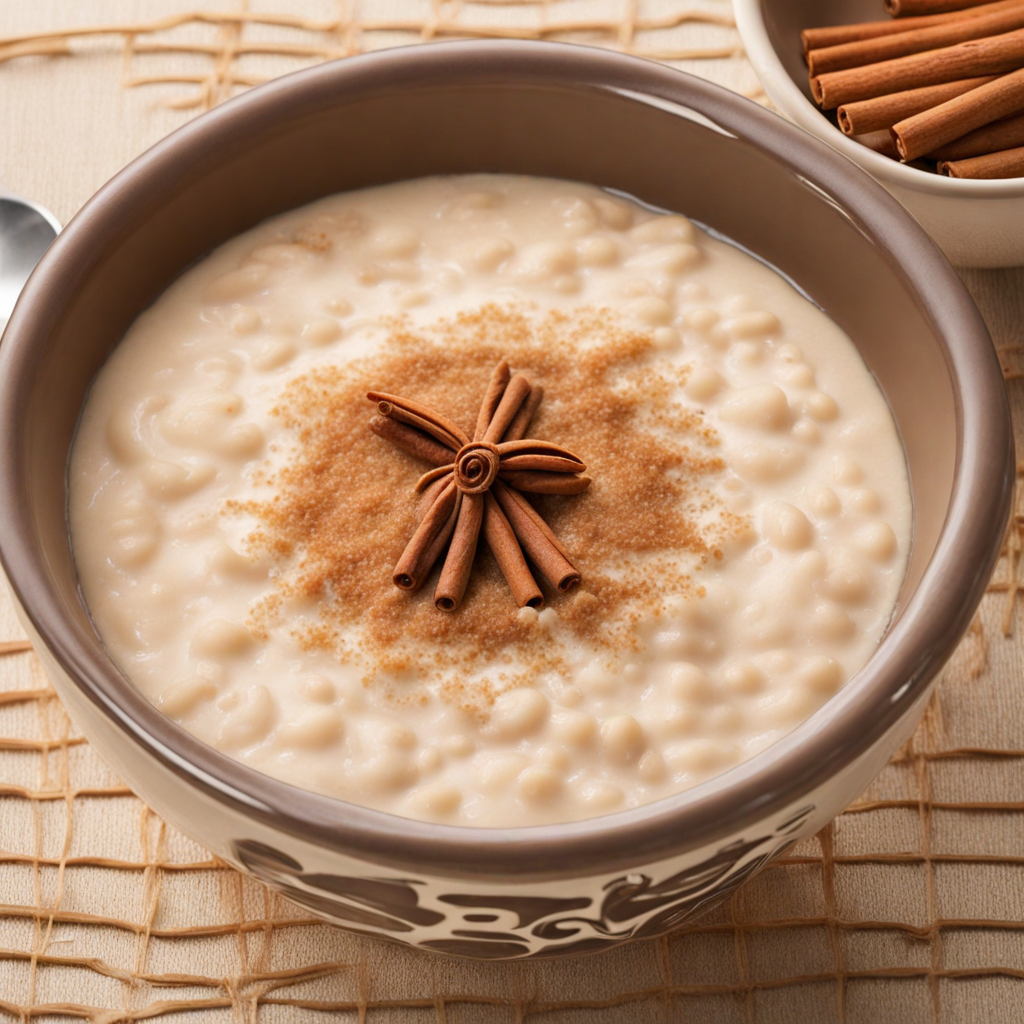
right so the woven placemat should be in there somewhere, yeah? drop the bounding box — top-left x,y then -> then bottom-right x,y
1,3 -> 1022,1021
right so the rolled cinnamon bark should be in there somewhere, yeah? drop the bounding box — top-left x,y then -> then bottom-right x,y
808,5 -> 1024,77
368,391 -> 468,450
482,494 -> 543,609
417,473 -> 451,519
483,374 -> 532,443
473,360 -> 510,441
838,75 -> 997,134
415,490 -> 462,589
499,453 -> 584,473
434,490 -> 484,611
887,0 -> 998,13
938,141 -> 1024,173
501,384 -> 544,443
811,28 -> 1024,108
492,482 -> 580,593
802,1 -> 1024,54
929,107 -> 1024,155
891,66 -> 1024,159
369,414 -> 454,466
393,480 -> 459,591
413,463 -> 455,493
855,130 -> 902,158
497,439 -> 586,474
499,470 -> 592,494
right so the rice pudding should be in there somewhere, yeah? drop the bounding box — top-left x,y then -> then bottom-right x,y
68,174 -> 911,827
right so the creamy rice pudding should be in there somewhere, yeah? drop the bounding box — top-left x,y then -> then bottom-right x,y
69,175 -> 911,827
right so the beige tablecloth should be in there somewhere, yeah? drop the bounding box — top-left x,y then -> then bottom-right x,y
1,3 -> 1022,1021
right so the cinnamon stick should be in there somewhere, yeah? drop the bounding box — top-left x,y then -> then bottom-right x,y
434,490 -> 484,610
473,360 -> 510,441
807,5 -> 1024,77
369,414 -> 453,466
837,75 -> 997,134
928,107 -> 1024,154
810,28 -> 1024,108
493,481 -> 581,593
483,374 -> 532,443
802,0 -> 1024,53
416,491 -> 462,589
938,141 -> 1024,173
367,391 -> 468,450
887,0 -> 999,14
417,473 -> 451,519
499,470 -> 592,495
482,494 -> 544,609
498,454 -> 585,473
891,66 -> 1024,159
413,463 -> 455,493
501,384 -> 544,443
393,480 -> 459,591
855,130 -> 902,158
496,439 -> 586,474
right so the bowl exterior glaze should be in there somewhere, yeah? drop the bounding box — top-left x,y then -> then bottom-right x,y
0,42 -> 1012,958
734,0 -> 1024,268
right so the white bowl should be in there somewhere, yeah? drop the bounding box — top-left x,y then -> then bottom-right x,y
734,0 -> 1024,267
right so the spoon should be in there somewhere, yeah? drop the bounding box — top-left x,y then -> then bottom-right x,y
0,192 -> 61,334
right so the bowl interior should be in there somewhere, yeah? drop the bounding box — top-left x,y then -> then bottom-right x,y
0,47 -> 1007,873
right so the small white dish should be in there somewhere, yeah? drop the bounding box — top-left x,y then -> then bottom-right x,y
734,0 -> 1024,267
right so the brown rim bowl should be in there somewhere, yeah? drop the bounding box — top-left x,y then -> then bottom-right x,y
0,41 -> 1013,883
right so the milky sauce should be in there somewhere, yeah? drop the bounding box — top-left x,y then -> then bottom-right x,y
69,175 -> 911,826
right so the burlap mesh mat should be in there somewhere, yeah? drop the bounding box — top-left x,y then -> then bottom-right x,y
0,3 -> 1022,1020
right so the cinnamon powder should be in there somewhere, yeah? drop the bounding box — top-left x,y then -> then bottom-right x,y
233,304 -> 745,708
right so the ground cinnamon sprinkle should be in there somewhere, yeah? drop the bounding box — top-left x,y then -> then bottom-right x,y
232,304 -> 746,713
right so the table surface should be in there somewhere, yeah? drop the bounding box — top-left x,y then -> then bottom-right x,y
1,3 -> 1023,1022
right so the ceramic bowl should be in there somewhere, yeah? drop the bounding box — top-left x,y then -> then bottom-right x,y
734,0 -> 1024,268
0,41 -> 1012,959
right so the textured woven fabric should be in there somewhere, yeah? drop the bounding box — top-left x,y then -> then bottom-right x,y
0,3 -> 1022,1021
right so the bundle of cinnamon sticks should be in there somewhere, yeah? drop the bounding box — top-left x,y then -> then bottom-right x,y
804,0 -> 1024,178
368,360 -> 590,613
